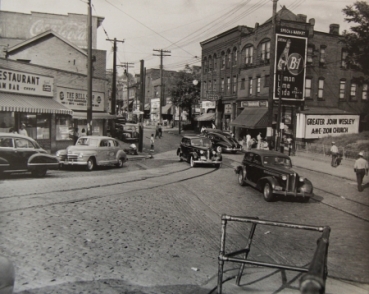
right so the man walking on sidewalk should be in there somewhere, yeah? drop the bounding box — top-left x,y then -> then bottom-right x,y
330,142 -> 339,167
354,151 -> 368,192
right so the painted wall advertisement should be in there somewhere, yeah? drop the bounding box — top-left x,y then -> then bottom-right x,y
0,68 -> 53,97
274,27 -> 307,101
56,87 -> 105,111
305,115 -> 359,139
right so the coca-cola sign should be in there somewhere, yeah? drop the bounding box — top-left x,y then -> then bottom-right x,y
30,19 -> 87,47
274,29 -> 307,101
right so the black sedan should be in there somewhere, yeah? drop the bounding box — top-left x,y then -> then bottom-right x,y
0,133 -> 59,177
202,130 -> 242,153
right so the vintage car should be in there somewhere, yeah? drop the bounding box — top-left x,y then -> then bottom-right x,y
202,130 -> 242,153
114,123 -> 139,143
177,135 -> 222,168
235,150 -> 313,202
0,133 -> 59,177
56,136 -> 127,171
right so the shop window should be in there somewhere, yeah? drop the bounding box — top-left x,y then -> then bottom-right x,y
339,80 -> 346,100
305,78 -> 312,99
0,112 -> 14,133
240,78 -> 246,90
350,82 -> 357,101
318,79 -> 324,99
362,84 -> 368,101
249,77 -> 253,96
233,76 -> 237,93
56,115 -> 73,141
20,114 -> 50,140
264,75 -> 270,87
256,77 -> 261,94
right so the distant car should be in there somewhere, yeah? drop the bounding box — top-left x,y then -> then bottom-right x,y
0,133 -> 59,177
235,150 -> 313,202
114,123 -> 139,143
202,130 -> 242,153
56,136 -> 127,171
177,135 -> 222,168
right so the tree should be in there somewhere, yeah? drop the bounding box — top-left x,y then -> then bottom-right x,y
342,1 -> 369,75
170,65 -> 201,121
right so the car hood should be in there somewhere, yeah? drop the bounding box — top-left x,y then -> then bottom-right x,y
66,145 -> 99,153
265,165 -> 297,175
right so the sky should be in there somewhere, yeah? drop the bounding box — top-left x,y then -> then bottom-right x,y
0,0 -> 357,76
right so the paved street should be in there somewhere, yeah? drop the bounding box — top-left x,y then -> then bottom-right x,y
0,128 -> 368,294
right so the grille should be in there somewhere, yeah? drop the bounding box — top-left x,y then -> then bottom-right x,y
67,154 -> 78,160
287,173 -> 297,191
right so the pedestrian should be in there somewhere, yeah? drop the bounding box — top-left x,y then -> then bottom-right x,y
18,123 -> 28,136
155,123 -> 160,139
80,128 -> 86,137
330,142 -> 339,167
8,127 -> 17,134
158,123 -> 162,138
279,135 -> 286,154
287,136 -> 293,156
73,127 -> 79,144
257,132 -> 262,149
354,151 -> 368,192
246,133 -> 251,150
150,134 -> 155,151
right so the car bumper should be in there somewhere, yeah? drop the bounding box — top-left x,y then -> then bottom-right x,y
59,160 -> 87,166
273,190 -> 313,198
193,158 -> 222,165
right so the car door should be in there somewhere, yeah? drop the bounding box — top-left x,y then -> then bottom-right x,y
108,139 -> 118,163
181,138 -> 190,161
97,139 -> 110,165
0,137 -> 17,171
13,138 -> 38,170
244,152 -> 256,183
251,154 -> 264,182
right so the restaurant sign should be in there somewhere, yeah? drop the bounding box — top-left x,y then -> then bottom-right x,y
305,115 -> 359,139
56,87 -> 105,111
0,68 -> 53,97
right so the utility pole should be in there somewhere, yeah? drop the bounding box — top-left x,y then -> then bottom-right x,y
122,62 -> 134,115
106,38 -> 125,115
268,0 -> 278,147
153,49 -> 171,123
87,0 -> 93,135
139,60 -> 145,152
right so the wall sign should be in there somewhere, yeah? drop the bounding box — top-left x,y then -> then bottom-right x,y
56,87 -> 104,111
241,101 -> 268,108
274,27 -> 307,101
0,68 -> 53,97
305,115 -> 359,139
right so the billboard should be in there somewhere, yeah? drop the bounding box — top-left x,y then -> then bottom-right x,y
274,27 -> 307,101
56,87 -> 105,112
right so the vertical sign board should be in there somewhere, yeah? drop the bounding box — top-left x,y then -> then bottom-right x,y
274,27 -> 308,101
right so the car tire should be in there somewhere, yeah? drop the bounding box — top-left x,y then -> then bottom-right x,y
86,157 -> 95,171
263,182 -> 274,202
178,152 -> 183,162
216,146 -> 222,153
238,172 -> 246,186
300,196 -> 310,203
116,158 -> 124,168
31,169 -> 47,178
190,156 -> 196,168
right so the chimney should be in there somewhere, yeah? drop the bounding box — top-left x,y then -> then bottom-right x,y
309,18 -> 315,37
297,14 -> 307,23
329,24 -> 340,35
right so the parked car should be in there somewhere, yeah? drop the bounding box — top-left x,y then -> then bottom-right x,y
177,135 -> 222,168
114,123 -> 139,143
56,136 -> 127,171
0,133 -> 59,177
202,130 -> 242,153
235,150 -> 313,202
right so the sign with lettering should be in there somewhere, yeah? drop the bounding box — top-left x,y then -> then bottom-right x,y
241,101 -> 268,108
56,87 -> 105,111
0,68 -> 53,97
305,115 -> 359,139
274,28 -> 307,101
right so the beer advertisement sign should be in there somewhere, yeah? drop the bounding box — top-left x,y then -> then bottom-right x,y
56,87 -> 105,111
274,27 -> 307,101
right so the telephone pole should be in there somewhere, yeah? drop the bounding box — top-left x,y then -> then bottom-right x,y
153,49 -> 171,123
139,60 -> 145,152
122,62 -> 134,114
106,38 -> 125,115
87,0 -> 93,135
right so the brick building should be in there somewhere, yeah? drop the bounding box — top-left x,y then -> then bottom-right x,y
200,6 -> 368,143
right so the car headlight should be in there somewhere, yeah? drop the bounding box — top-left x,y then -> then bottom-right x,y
56,151 -> 60,156
78,153 -> 84,158
299,177 -> 305,182
282,175 -> 287,181
200,150 -> 204,155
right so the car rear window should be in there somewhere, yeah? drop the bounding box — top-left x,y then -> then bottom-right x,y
0,137 -> 13,148
191,138 -> 211,147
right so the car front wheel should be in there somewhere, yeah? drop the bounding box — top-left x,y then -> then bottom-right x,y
216,146 -> 222,153
190,156 -> 196,168
86,158 -> 95,171
263,182 -> 274,202
238,172 -> 246,186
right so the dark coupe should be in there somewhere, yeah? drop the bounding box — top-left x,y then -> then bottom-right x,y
235,150 -> 313,202
202,129 -> 242,153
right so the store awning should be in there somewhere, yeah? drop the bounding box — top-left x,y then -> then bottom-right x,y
0,93 -> 72,115
231,108 -> 268,129
162,104 -> 172,114
73,112 -> 116,120
194,112 -> 215,121
301,106 -> 356,115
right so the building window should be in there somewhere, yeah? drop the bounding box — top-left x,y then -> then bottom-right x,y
56,115 -> 73,141
221,52 -> 225,69
208,56 -> 213,71
221,78 -> 224,92
264,75 -> 270,87
233,48 -> 238,65
341,50 -> 348,68
318,79 -> 324,99
362,84 -> 368,101
233,76 -> 237,93
20,113 -> 50,140
256,77 -> 261,94
319,46 -> 326,66
307,46 -> 314,64
339,80 -> 346,99
240,78 -> 246,90
213,79 -> 217,91
249,77 -> 253,96
245,46 -> 253,65
208,80 -> 212,92
227,77 -> 230,93
203,81 -> 207,93
203,57 -> 208,73
350,82 -> 357,101
214,54 -> 218,70
261,41 -> 271,62
305,78 -> 312,99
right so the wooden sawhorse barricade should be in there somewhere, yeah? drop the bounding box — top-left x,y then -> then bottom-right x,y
217,215 -> 331,294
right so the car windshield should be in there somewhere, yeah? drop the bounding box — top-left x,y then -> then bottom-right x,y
76,138 -> 100,147
191,138 -> 212,147
264,156 -> 292,168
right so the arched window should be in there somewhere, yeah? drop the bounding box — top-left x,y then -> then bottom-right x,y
233,47 -> 238,66
226,49 -> 232,68
213,53 -> 218,70
203,57 -> 208,73
260,39 -> 271,63
221,51 -> 226,69
208,55 -> 213,71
